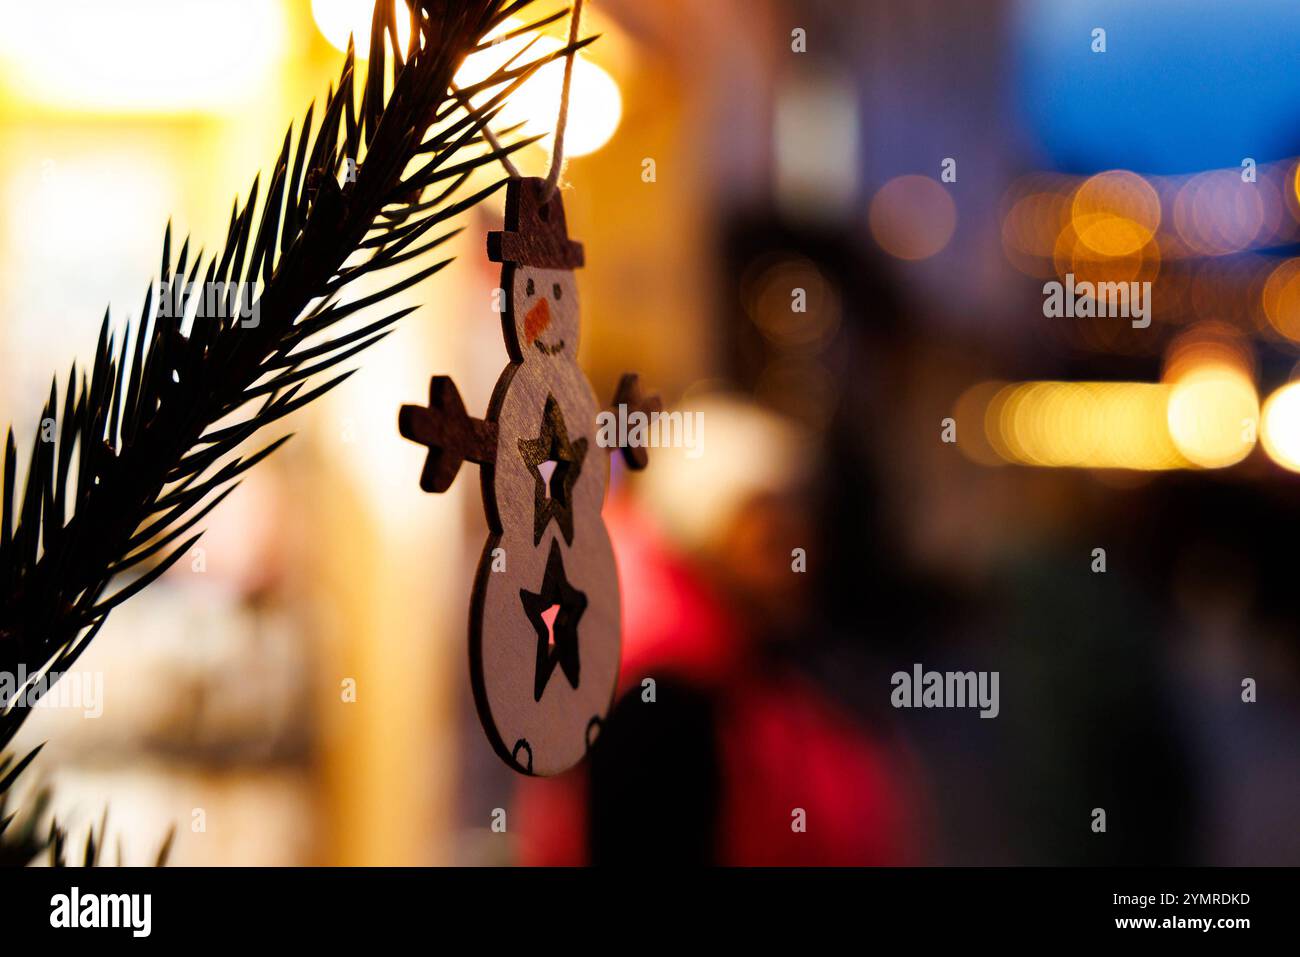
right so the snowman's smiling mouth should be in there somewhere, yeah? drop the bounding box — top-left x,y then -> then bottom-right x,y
523,297 -> 565,356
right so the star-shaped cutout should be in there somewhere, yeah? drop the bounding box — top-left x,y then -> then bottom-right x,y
518,394 -> 588,546
519,539 -> 587,702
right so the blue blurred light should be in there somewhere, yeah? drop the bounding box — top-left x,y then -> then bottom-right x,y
1015,0 -> 1300,174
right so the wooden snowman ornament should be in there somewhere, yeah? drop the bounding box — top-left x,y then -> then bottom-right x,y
399,176 -> 659,775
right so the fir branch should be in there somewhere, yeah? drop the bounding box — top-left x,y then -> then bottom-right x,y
0,0 -> 583,754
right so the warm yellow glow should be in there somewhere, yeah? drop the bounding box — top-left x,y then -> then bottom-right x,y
1055,215 -> 1161,291
1072,213 -> 1151,259
985,381 -> 1184,470
1162,324 -> 1255,385
1261,382 -> 1300,472
312,0 -> 412,57
311,7 -> 623,155
1261,258 -> 1300,342
974,370 -> 1263,471
1166,365 -> 1258,468
1071,171 -> 1160,256
0,0 -> 285,113
453,20 -> 622,159
504,55 -> 622,158
2,146 -> 177,377
310,8 -> 624,157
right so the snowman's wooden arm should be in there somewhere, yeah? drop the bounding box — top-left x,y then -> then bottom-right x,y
605,373 -> 661,471
399,375 -> 496,493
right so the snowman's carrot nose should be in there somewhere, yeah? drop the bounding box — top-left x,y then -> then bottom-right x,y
524,297 -> 551,345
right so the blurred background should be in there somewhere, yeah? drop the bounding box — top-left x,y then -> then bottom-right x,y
2,0 -> 1298,865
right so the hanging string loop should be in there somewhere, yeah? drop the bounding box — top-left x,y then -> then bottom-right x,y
456,0 -> 585,189
540,0 -> 584,201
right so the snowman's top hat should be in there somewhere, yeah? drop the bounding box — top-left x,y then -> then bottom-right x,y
487,176 -> 585,270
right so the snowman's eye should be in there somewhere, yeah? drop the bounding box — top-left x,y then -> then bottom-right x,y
552,283 -> 562,301
526,277 -> 535,297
